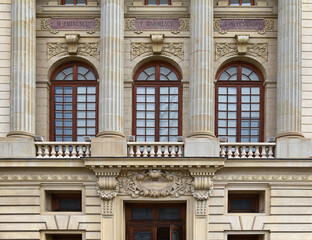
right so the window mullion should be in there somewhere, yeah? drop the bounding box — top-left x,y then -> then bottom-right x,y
73,86 -> 78,141
155,86 -> 160,142
237,86 -> 242,142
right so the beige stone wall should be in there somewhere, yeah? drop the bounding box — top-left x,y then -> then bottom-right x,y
0,0 -> 11,137
0,167 -> 101,240
302,0 -> 312,138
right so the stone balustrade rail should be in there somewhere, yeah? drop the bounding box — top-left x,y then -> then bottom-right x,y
127,142 -> 184,157
35,142 -> 91,158
220,142 -> 276,158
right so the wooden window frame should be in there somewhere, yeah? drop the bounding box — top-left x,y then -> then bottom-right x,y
229,0 -> 254,5
133,62 -> 183,142
50,62 -> 99,142
228,193 -> 260,213
215,62 -> 264,142
126,203 -> 186,240
48,234 -> 82,240
62,0 -> 87,5
145,0 -> 171,5
228,235 -> 261,240
51,192 -> 82,212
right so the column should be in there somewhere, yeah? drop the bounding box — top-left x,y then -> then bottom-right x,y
98,0 -> 124,138
185,0 -> 219,157
92,0 -> 126,156
189,0 -> 215,138
276,0 -> 311,158
277,0 -> 303,138
7,0 -> 36,138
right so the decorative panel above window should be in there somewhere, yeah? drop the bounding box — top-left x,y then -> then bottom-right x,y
216,63 -> 264,143
229,0 -> 254,6
133,62 -> 182,142
145,0 -> 171,5
50,63 -> 98,142
62,0 -> 87,5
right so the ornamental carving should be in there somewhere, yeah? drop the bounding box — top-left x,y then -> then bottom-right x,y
214,18 -> 274,35
213,174 -> 312,181
131,42 -> 184,60
47,42 -> 100,60
215,43 -> 268,61
117,170 -> 194,198
0,174 -> 96,181
41,18 -> 100,34
125,18 -> 190,34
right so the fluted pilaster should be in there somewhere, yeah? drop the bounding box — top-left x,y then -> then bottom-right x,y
8,0 -> 36,138
189,0 -> 215,138
98,0 -> 124,138
277,0 -> 303,138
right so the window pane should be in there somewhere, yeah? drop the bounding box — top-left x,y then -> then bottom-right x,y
134,232 -> 151,240
231,199 -> 253,210
160,67 -> 171,76
230,0 -> 240,5
159,208 -> 180,219
159,0 -> 169,5
242,0 -> 252,5
147,0 -> 157,5
132,208 -> 153,220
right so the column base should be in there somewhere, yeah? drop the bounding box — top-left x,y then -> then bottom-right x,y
276,135 -> 312,158
91,134 -> 127,157
7,130 -> 35,139
184,137 -> 220,157
0,137 -> 35,158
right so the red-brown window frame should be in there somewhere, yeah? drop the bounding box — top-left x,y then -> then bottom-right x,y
228,193 -> 260,213
133,62 -> 183,142
229,0 -> 254,5
62,0 -> 87,5
126,203 -> 186,240
50,62 -> 99,141
51,192 -> 82,212
215,62 -> 264,142
145,0 -> 171,5
228,235 -> 261,240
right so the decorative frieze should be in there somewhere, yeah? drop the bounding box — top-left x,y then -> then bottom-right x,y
131,42 -> 184,60
41,18 -> 100,34
47,42 -> 100,60
215,43 -> 268,61
0,174 -> 96,181
214,174 -> 312,181
125,18 -> 190,34
214,18 -> 274,34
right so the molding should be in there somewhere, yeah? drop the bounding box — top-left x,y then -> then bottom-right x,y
0,174 -> 96,181
47,42 -> 100,60
131,42 -> 184,60
215,42 -> 268,61
214,174 -> 312,182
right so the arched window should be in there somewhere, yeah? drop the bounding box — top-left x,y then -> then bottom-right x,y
229,0 -> 254,6
133,62 -> 182,142
50,63 -> 98,142
215,63 -> 264,142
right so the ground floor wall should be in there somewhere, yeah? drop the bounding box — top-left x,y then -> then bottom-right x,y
0,166 -> 311,240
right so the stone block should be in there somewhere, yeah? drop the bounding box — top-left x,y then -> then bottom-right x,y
184,137 -> 220,157
276,137 -> 312,158
0,137 -> 36,158
91,137 -> 127,157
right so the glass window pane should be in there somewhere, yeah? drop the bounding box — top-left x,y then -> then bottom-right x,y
226,67 -> 238,75
219,104 -> 227,111
159,0 -> 169,5
251,88 -> 260,95
242,87 -> 250,94
218,120 -> 227,127
146,120 -> 155,127
218,112 -> 227,119
77,111 -> 86,118
231,199 -> 253,210
146,74 -> 155,80
55,112 -> 63,118
77,128 -> 85,135
170,112 -> 178,119
64,87 -> 72,94
134,232 -> 151,240
55,72 -> 65,80
137,103 -> 145,111
160,87 -> 169,94
242,0 -> 252,5
77,120 -> 85,127
146,128 -> 155,135
87,120 -> 96,127
87,87 -> 96,94
160,95 -> 168,102
87,128 -> 95,135
55,87 -> 63,94
78,66 -> 88,75
160,67 -> 171,75
219,87 -> 227,94
228,104 -> 237,111
64,74 -> 73,80
146,104 -> 155,111
146,136 -> 155,142
170,103 -> 178,111
160,112 -> 169,119
159,208 -> 180,219
160,103 -> 169,111
169,128 -> 178,135
55,96 -> 63,102
242,67 -> 253,76
228,120 -> 237,127
160,120 -> 168,127
219,72 -> 230,81
169,120 -> 178,127
228,128 -> 236,135
77,87 -> 86,94
132,208 -> 153,220
147,95 -> 155,102
87,112 -> 96,118
218,128 -> 226,135
137,112 -> 145,118
64,104 -> 72,110
228,87 -> 237,94
77,103 -> 86,110
160,128 -> 169,135
87,103 -> 96,110
137,87 -> 145,94
146,87 -> 155,94
55,104 -> 62,111
228,112 -> 237,119
144,67 -> 156,76
230,0 -> 240,5
167,72 -> 178,81
85,71 -> 96,80
137,72 -> 148,80
77,95 -> 86,102
250,72 -> 260,81
159,136 -> 168,142
87,95 -> 96,102
146,112 -> 155,119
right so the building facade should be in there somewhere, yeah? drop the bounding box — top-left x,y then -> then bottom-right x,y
0,0 -> 311,239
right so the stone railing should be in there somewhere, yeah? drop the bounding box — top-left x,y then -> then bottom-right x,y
35,142 -> 91,158
220,143 -> 276,158
128,142 -> 184,157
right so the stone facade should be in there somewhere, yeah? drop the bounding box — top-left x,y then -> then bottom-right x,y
0,0 -> 311,240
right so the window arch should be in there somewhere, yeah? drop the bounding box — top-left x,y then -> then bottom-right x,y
215,62 -> 264,142
50,62 -> 98,141
133,62 -> 182,142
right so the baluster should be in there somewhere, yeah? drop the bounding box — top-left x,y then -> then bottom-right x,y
171,146 -> 177,157
71,145 -> 77,158
43,145 -> 49,158
157,145 -> 162,157
227,146 -> 233,158
129,145 -> 134,157
150,146 -> 155,157
241,146 -> 247,158
261,146 -> 267,158
37,145 -> 43,158
85,145 -> 90,157
65,145 -> 70,157
51,145 -> 56,158
234,146 -> 240,158
57,145 -> 64,158
268,146 -> 274,158
177,145 -> 183,157
143,145 -> 148,157
136,145 -> 141,157
164,145 -> 169,157
255,146 -> 260,158
220,145 -> 226,157
78,145 -> 84,157
248,146 -> 253,158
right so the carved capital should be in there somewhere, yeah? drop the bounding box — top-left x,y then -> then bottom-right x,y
65,34 -> 80,55
189,169 -> 214,201
96,169 -> 121,201
236,35 -> 250,55
151,34 -> 164,54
